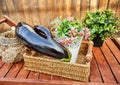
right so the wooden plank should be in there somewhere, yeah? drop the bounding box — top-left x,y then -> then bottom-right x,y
0,0 -> 3,32
93,47 -> 116,83
16,65 -> 30,79
115,0 -> 120,17
1,0 -> 9,16
0,0 -> 10,32
5,0 -> 18,23
63,77 -> 75,81
105,38 -> 120,64
80,0 -> 90,19
99,0 -> 109,12
112,38 -> 120,50
90,57 -> 103,82
13,0 -> 26,22
63,0 -> 72,17
76,0 -> 81,19
46,0 -> 55,28
71,0 -> 81,19
22,0 -> 33,26
0,63 -> 13,78
0,78 -> 119,85
55,0 -> 63,17
27,71 -> 39,79
52,75 -> 63,80
108,0 -> 118,12
0,0 -> 3,17
90,0 -> 99,12
37,0 -> 48,26
0,58 -> 4,68
29,0 -> 40,25
5,62 -> 24,78
39,73 -> 51,80
101,41 -> 120,83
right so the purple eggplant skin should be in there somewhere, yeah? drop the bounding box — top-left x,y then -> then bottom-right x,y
15,22 -> 69,59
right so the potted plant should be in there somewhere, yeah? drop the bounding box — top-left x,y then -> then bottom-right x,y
51,16 -> 90,63
82,9 -> 120,47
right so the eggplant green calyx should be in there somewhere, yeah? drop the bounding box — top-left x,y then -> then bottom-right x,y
60,48 -> 72,62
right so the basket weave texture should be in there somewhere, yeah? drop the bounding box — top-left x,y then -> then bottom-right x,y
23,41 -> 93,81
0,27 -> 25,63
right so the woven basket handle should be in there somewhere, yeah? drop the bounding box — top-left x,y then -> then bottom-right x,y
85,41 -> 93,64
0,15 -> 17,27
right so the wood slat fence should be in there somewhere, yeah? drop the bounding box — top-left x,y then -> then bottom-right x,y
0,0 -> 120,30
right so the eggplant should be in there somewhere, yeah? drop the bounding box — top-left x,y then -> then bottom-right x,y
15,22 -> 69,59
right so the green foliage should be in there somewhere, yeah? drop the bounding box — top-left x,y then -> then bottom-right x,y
51,16 -> 82,39
82,9 -> 120,40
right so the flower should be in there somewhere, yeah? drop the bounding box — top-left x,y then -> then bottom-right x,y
68,27 -> 78,37
78,28 -> 91,40
58,37 -> 78,45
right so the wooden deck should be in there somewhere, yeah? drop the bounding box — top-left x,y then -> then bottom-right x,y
0,38 -> 120,85
0,0 -> 120,85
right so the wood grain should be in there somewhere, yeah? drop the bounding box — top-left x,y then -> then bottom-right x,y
5,0 -> 18,23
5,62 -> 23,78
99,0 -> 109,12
93,47 -> 116,83
89,57 -> 102,82
0,63 -> 13,78
22,0 -> 33,26
46,0 -> 55,28
102,40 -> 120,83
0,58 -> 4,68
63,0 -> 72,17
16,65 -> 30,79
29,0 -> 40,25
39,73 -> 51,80
55,0 -> 63,17
108,0 -> 118,12
37,0 -> 47,26
106,38 -> 120,64
115,0 -> 120,17
80,0 -> 90,19
112,38 -> 120,50
0,0 -> 119,27
13,0 -> 26,23
90,0 -> 99,12
27,71 -> 39,79
71,0 -> 81,19
0,78 -> 119,85
0,0 -> 10,32
1,0 -> 9,16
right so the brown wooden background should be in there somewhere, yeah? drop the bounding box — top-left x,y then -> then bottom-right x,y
0,0 -> 120,31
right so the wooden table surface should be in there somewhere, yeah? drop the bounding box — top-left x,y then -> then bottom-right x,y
0,38 -> 120,85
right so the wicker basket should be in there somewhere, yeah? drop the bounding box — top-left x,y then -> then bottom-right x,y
23,41 -> 93,82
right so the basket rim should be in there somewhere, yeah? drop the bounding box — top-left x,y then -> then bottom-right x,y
23,41 -> 93,67
23,54 -> 90,67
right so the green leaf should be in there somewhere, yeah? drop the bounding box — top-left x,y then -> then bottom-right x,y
61,33 -> 66,38
86,19 -> 91,24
